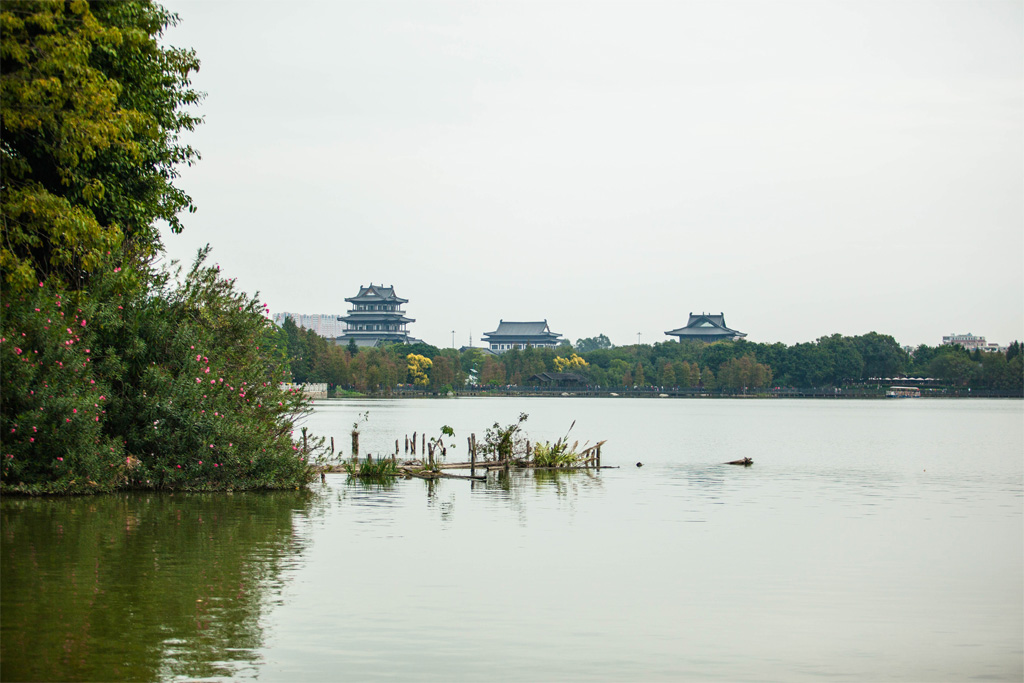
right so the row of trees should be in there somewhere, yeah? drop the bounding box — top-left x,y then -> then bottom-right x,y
1,1 -> 319,494
278,323 -> 1023,394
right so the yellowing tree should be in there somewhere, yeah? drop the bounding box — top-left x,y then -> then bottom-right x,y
553,353 -> 588,372
406,353 -> 432,386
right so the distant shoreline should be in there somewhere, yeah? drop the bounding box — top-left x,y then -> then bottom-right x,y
321,388 -> 1022,400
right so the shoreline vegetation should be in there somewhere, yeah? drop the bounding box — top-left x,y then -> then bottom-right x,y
280,325 -> 1024,399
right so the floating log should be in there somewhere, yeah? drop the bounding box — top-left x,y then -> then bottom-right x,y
726,457 -> 753,466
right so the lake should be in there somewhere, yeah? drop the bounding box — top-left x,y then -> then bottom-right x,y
2,398 -> 1022,681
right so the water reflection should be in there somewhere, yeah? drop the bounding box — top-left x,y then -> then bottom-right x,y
1,491 -> 312,682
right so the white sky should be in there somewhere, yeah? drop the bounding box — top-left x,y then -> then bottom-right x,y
159,0 -> 1023,350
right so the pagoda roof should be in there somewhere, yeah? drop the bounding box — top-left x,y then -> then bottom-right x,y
482,320 -> 561,339
665,312 -> 746,339
339,312 -> 415,324
344,284 -> 408,304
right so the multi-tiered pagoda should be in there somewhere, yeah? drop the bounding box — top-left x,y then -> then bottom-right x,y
336,284 -> 418,347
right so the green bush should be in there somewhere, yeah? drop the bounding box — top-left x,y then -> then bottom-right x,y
1,250 -> 322,494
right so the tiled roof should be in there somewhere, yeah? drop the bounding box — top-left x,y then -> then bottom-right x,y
344,284 -> 408,304
483,320 -> 556,337
665,312 -> 746,339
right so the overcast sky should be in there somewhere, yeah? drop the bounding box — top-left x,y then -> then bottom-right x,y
159,0 -> 1022,350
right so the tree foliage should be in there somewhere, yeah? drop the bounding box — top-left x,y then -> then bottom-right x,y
1,0 -> 201,291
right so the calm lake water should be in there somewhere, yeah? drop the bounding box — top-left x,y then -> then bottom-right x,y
2,398 -> 1022,682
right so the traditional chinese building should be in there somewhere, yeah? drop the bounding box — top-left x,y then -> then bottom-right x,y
665,313 -> 746,344
482,320 -> 564,353
336,284 -> 418,347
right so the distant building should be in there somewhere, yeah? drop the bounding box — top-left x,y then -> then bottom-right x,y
527,372 -> 588,387
273,312 -> 346,338
482,320 -> 564,353
336,284 -> 419,347
942,333 -> 1004,353
665,313 -> 746,344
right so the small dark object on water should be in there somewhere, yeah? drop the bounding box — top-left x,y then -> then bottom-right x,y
636,462 -> 643,468
726,457 -> 753,466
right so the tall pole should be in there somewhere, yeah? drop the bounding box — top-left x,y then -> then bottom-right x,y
637,332 -> 642,346
451,330 -> 455,349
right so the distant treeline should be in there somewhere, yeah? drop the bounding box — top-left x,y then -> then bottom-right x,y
277,321 -> 1023,394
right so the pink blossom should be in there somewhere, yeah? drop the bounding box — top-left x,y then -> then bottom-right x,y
204,367 -> 210,374
39,282 -> 43,287
199,460 -> 203,465
29,438 -> 34,443
80,319 -> 86,327
57,457 -> 62,461
177,465 -> 181,469
14,348 -> 21,355
196,354 -> 201,361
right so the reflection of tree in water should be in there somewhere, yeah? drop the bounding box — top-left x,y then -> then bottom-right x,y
1,491 -> 313,681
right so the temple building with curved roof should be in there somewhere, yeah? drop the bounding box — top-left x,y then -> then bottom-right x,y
482,320 -> 564,353
665,313 -> 746,344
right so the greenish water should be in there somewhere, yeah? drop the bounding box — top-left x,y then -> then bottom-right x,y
2,398 -> 1022,681
1,491 -> 313,681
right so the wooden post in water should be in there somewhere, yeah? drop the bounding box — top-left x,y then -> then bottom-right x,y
330,436 -> 335,455
411,432 -> 417,455
596,444 -> 601,468
470,436 -> 476,476
302,427 -> 308,452
395,439 -> 399,457
352,429 -> 359,458
405,435 -> 409,454
422,433 -> 426,454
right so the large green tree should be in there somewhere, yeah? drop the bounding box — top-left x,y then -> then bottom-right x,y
1,0 -> 200,290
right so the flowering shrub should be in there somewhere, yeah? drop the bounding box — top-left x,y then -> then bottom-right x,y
1,249 -> 322,494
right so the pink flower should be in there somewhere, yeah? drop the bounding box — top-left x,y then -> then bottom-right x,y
29,438 -> 34,442
72,409 -> 77,414
14,348 -> 21,355
196,354 -> 201,361
57,457 -> 62,461
213,463 -> 219,467
39,282 -> 43,287
199,460 -> 203,465
204,367 -> 210,374
177,465 -> 181,469
80,319 -> 86,327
